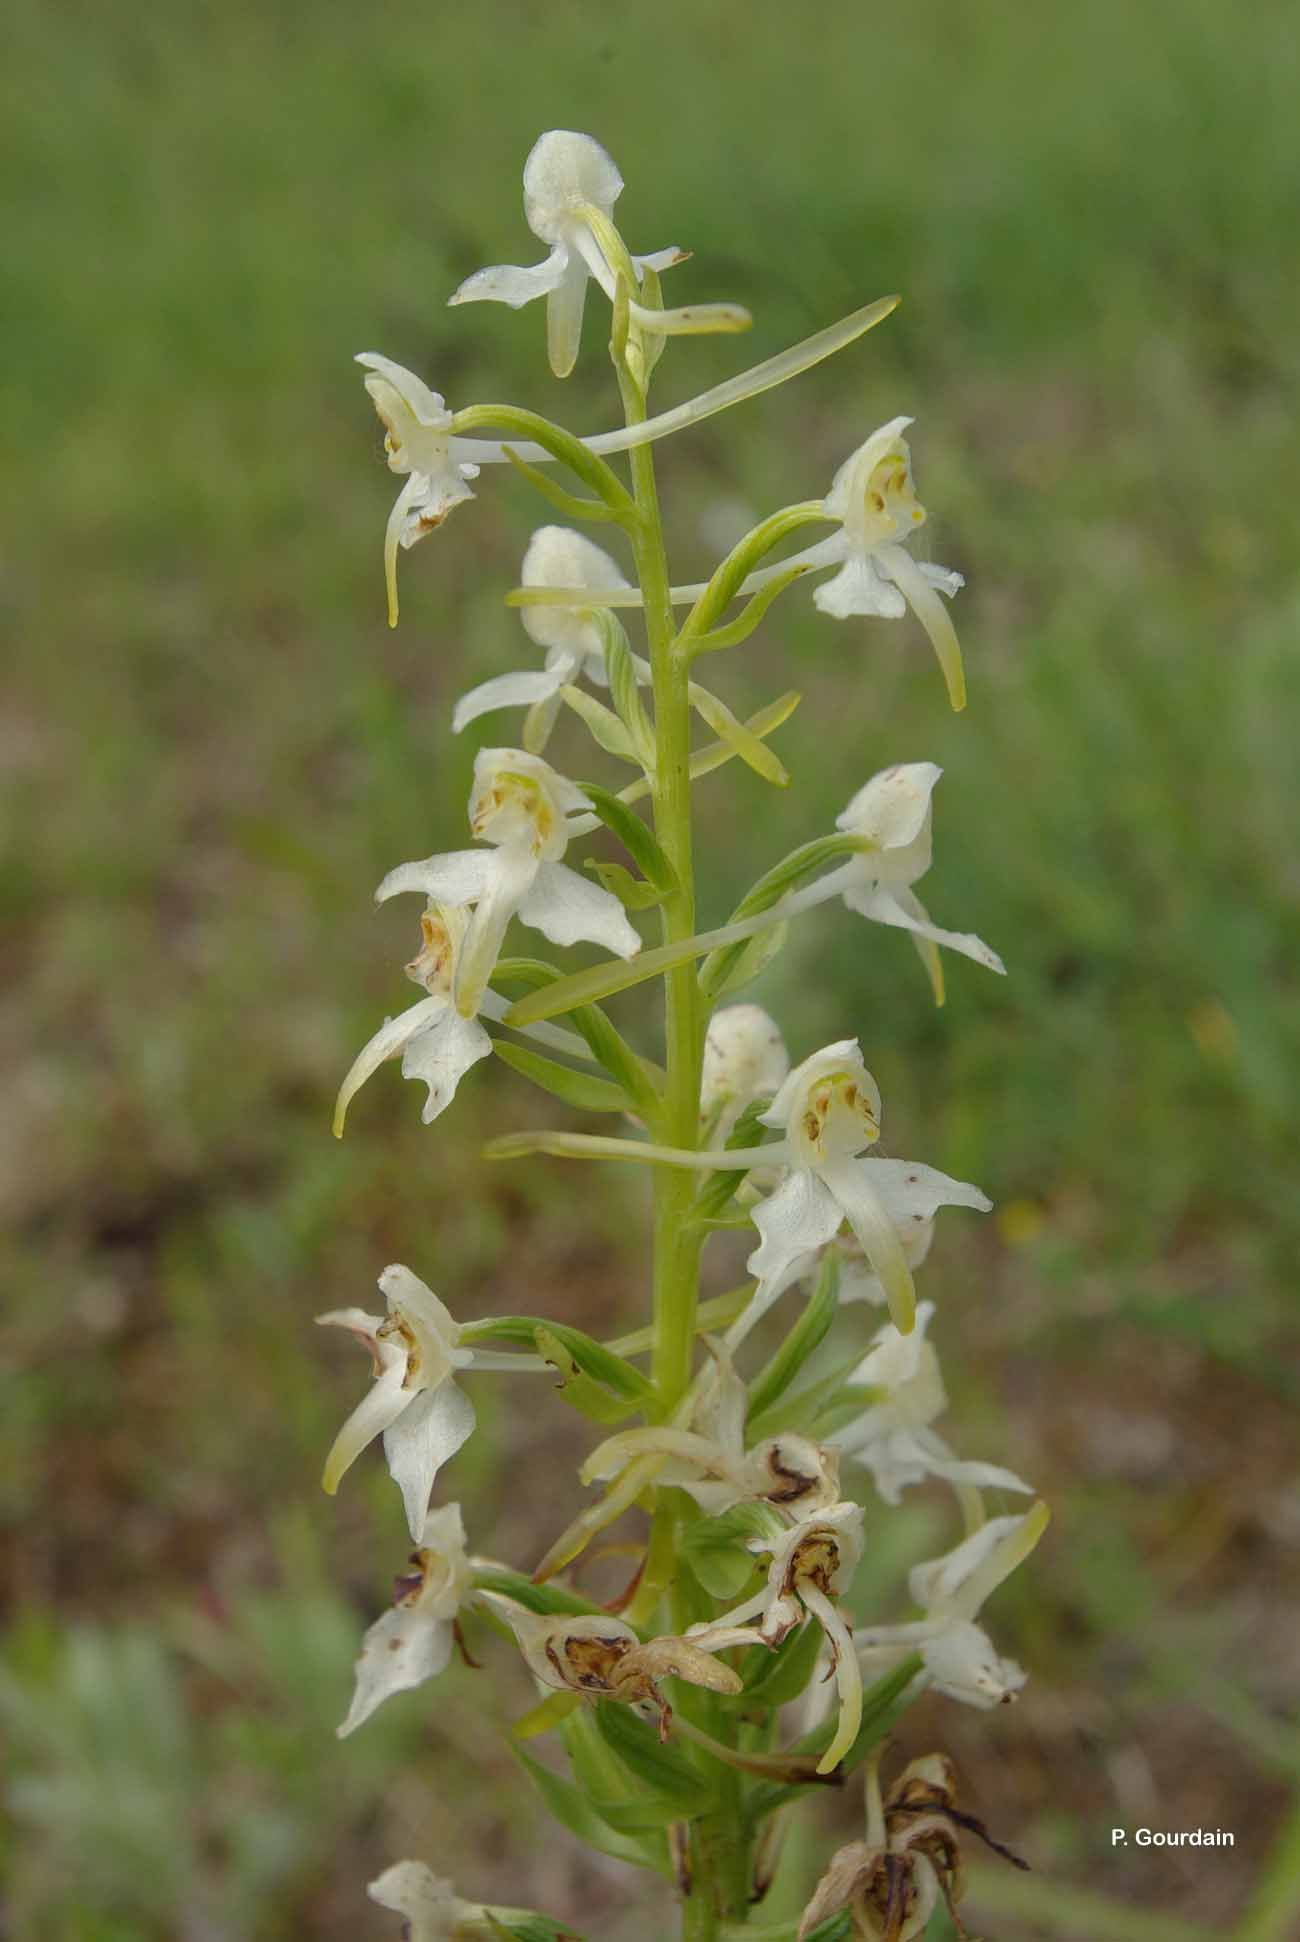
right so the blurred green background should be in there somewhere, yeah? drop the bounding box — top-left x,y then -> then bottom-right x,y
3,0 -> 1298,1935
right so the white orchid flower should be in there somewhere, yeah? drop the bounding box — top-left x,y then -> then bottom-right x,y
700,1003 -> 790,1144
831,1302 -> 1033,1506
831,764 -> 1004,991
740,1040 -> 991,1338
690,1501 -> 866,1773
356,354 -> 482,628
367,1861 -> 486,1940
335,902 -> 493,1137
452,528 -> 637,744
376,748 -> 641,1021
581,1339 -> 839,1519
774,418 -> 968,710
504,1607 -> 742,1737
448,130 -> 714,378
854,1503 -> 1048,1710
338,1504 -> 475,1737
317,1265 -> 534,1542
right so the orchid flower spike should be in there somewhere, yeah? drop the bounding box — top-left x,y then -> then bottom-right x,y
335,901 -> 493,1137
338,1505 -> 476,1737
741,1040 -> 991,1338
700,1003 -> 790,1144
831,1302 -> 1033,1506
376,748 -> 641,1021
356,354 -> 482,628
367,1862 -> 487,1941
582,1338 -> 840,1519
780,418 -> 969,710
452,528 -> 638,746
690,1501 -> 866,1773
450,130 -> 747,378
832,764 -> 1005,996
317,1267 -> 476,1541
854,1502 -> 1049,1710
506,1608 -> 742,1738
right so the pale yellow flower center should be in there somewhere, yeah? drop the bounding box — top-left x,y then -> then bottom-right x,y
799,1072 -> 880,1161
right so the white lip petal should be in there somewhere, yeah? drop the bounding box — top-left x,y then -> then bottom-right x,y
337,1603 -> 454,1738
452,665 -> 571,734
401,1007 -> 494,1124
519,860 -> 642,957
843,883 -> 1005,975
876,541 -> 967,712
383,1381 -> 478,1544
820,1159 -> 917,1335
448,248 -> 569,309
452,848 -> 540,1018
334,994 -> 450,1137
376,851 -> 497,908
546,249 -> 590,379
747,1168 -> 844,1291
320,1337 -> 411,1497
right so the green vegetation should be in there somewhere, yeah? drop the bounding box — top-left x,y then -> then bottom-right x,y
2,0 -> 1297,1934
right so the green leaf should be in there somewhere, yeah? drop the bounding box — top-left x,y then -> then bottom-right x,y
501,443 -> 624,527
470,1570 -> 600,1619
593,1792 -> 694,1832
492,1040 -> 632,1114
678,501 -> 830,639
464,1317 -> 652,1405
451,403 -> 637,519
748,1657 -> 924,1819
732,833 -> 874,922
513,1745 -> 666,1874
584,859 -> 665,911
593,1702 -> 713,1806
596,614 -> 657,769
536,1327 -> 641,1425
740,1612 -> 826,1708
680,1502 -> 782,1599
689,1100 -> 779,1224
688,682 -> 790,786
807,1382 -> 881,1441
745,1253 -> 840,1425
561,686 -> 639,762
579,783 -> 677,894
699,920 -> 789,1002
492,957 -> 662,1121
744,1356 -> 868,1444
689,563 -> 815,658
484,1914 -> 584,1942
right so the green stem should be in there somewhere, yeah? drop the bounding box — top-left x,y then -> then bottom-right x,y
624,395 -> 704,1415
620,348 -> 743,1942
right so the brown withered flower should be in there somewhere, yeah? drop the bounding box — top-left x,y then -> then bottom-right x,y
798,1750 -> 1027,1940
505,1609 -> 742,1737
